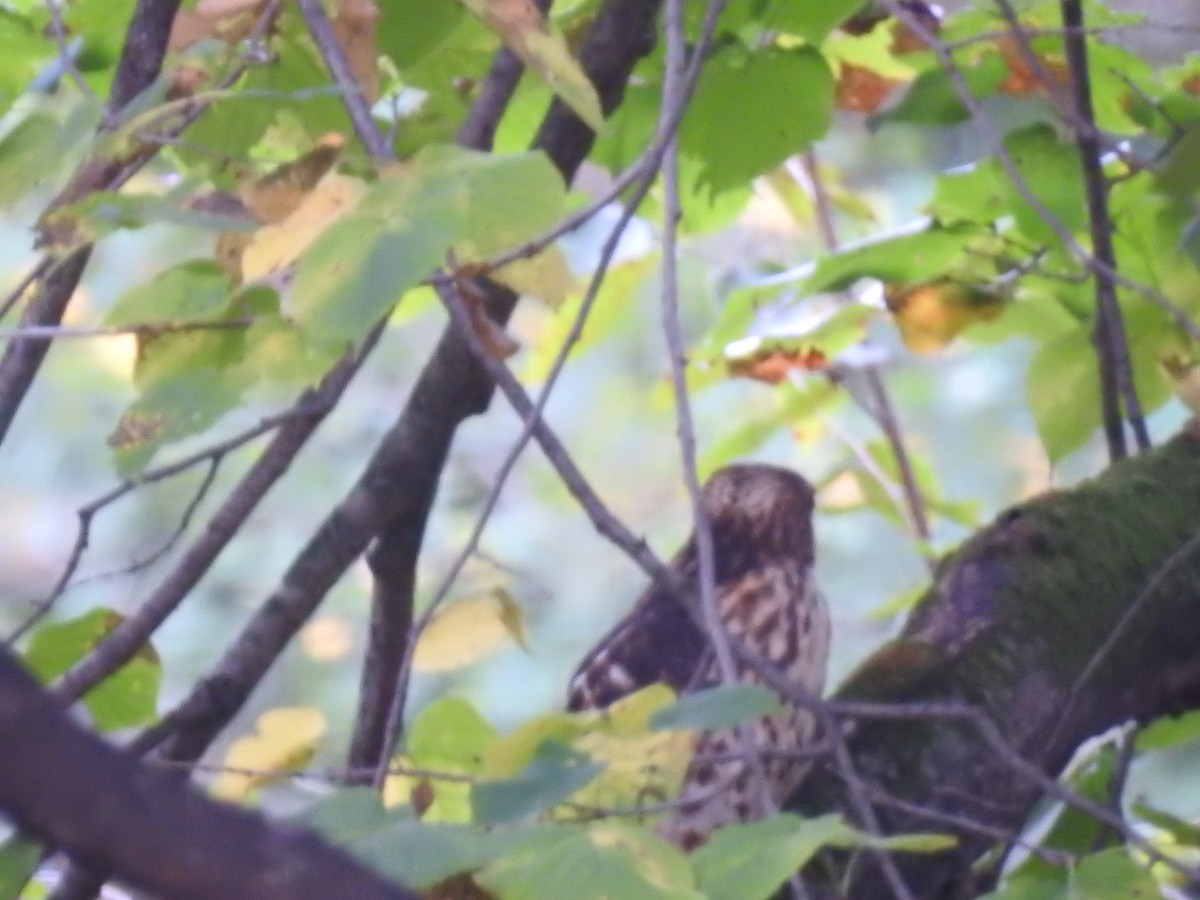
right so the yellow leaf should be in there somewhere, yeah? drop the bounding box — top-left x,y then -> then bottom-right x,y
885,281 -> 1002,353
587,821 -> 694,893
569,686 -> 692,816
492,245 -> 574,308
570,728 -> 693,815
212,707 -> 326,801
481,712 -> 587,779
412,589 -> 529,673
239,173 -> 366,283
1160,350 -> 1200,417
239,135 -> 346,225
458,0 -> 603,130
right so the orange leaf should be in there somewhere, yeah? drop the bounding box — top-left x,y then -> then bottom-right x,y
459,277 -> 521,360
890,2 -> 943,55
997,36 -> 1069,97
836,63 -> 902,114
727,347 -> 828,384
886,281 -> 1002,353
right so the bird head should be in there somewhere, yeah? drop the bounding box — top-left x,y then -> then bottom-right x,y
693,464 -> 817,576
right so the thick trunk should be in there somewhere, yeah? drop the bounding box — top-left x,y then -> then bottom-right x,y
790,421 -> 1200,898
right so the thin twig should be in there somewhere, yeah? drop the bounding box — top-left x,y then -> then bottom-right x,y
0,259 -> 50,321
1060,0 -> 1149,456
295,0 -> 391,160
373,274 -> 685,786
0,319 -> 254,341
880,0 -> 1200,350
1052,527 -> 1200,752
797,150 -> 931,551
43,0 -> 95,98
50,324 -> 385,703
7,404 -> 323,644
74,458 -> 221,588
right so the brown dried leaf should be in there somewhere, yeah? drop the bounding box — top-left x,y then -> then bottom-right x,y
996,36 -> 1069,97
168,0 -> 267,52
410,779 -> 436,818
332,0 -> 381,104
727,347 -> 829,385
836,63 -> 902,114
459,277 -> 521,360
107,409 -> 169,451
458,0 -> 603,129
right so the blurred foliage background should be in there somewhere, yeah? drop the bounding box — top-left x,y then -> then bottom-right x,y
3,3 -> 1200,891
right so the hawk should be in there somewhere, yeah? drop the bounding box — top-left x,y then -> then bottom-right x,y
567,464 -> 830,850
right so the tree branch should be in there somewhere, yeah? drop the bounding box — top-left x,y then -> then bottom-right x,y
788,422 -> 1200,898
0,647 -> 418,900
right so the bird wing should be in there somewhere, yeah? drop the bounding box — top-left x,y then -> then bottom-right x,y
566,582 -> 707,712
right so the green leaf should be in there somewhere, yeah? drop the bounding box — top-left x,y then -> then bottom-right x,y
407,696 -> 497,768
110,369 -> 245,477
477,821 -> 698,900
774,0 -> 863,43
302,794 -> 565,892
180,28 -> 351,177
1005,743 -> 1116,887
0,833 -> 42,898
0,113 -> 62,207
650,684 -> 783,732
697,380 -> 842,478
692,813 -> 953,900
799,224 -> 985,295
0,11 -> 54,118
1138,710 -> 1200,750
927,163 -> 1004,225
874,54 -> 1006,127
977,869 -> 1067,900
459,0 -> 603,130
471,741 -> 603,825
691,814 -> 853,900
999,124 -> 1085,245
293,214 -> 451,349
681,48 -> 834,194
1133,802 -> 1200,848
24,610 -> 160,731
379,0 -> 465,70
1026,326 -> 1099,462
293,146 -> 568,347
107,260 -> 232,327
1070,848 -> 1159,898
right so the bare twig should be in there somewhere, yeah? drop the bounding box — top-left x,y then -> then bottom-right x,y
295,0 -> 391,160
1052,527 -> 1200,752
880,0 -> 1200,350
373,274 -> 685,784
797,150 -> 931,551
43,0 -> 95,98
0,320 -> 253,341
0,259 -> 50,322
8,404 -> 324,644
50,325 -> 384,703
83,460 -> 220,580
1059,0 -> 1149,457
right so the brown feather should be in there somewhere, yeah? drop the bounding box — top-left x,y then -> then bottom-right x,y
566,464 -> 829,849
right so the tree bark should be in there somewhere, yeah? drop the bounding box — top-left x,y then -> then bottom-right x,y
789,421 -> 1200,898
0,648 -> 418,900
